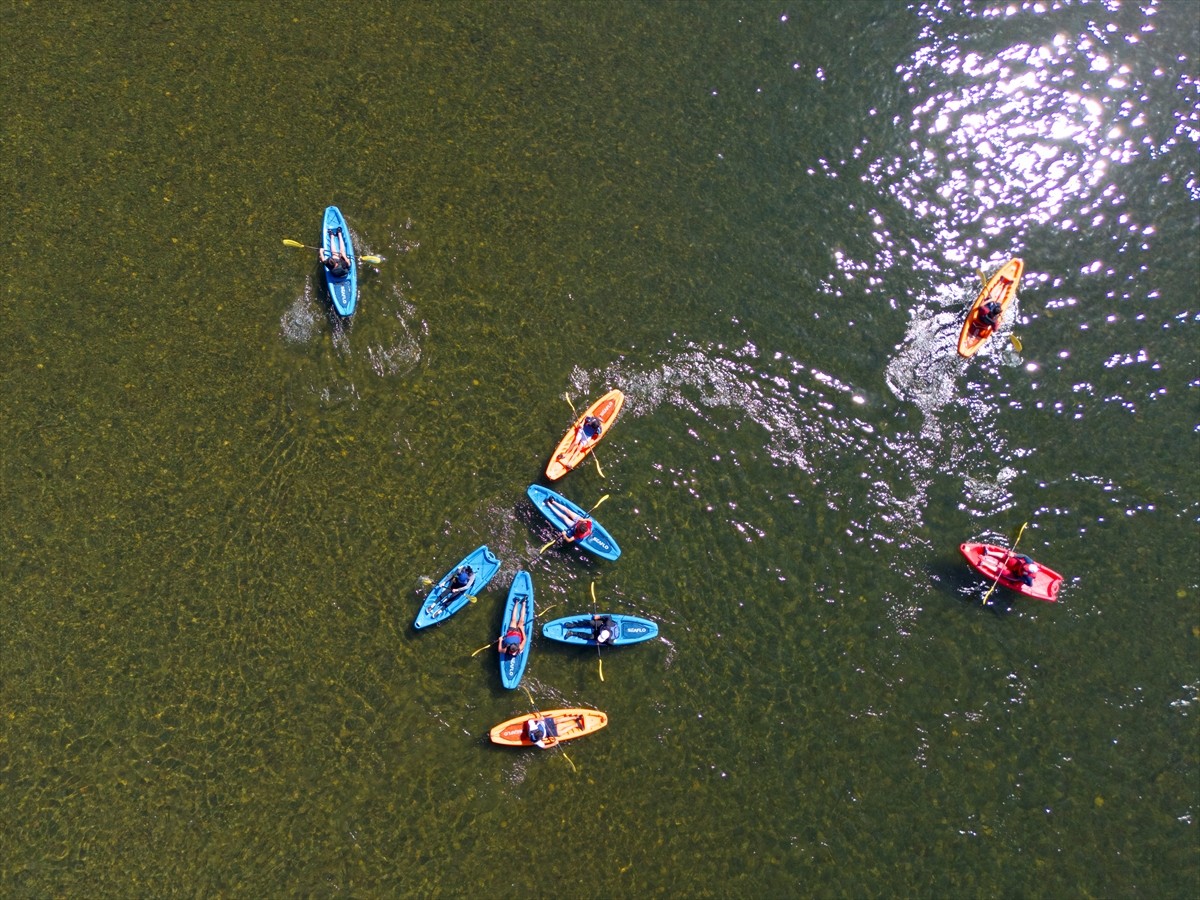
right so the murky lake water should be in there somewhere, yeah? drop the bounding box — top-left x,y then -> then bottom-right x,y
2,1 -> 1196,895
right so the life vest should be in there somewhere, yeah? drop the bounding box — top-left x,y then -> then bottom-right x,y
572,518 -> 593,539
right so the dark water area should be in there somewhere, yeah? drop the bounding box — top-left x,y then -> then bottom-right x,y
2,1 -> 1197,896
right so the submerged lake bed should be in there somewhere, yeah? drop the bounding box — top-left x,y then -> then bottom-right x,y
2,1 -> 1197,896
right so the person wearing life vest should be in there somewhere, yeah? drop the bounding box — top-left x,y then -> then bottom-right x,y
591,614 -> 615,645
1006,554 -> 1039,587
974,299 -> 1002,333
544,497 -> 593,544
497,599 -> 528,657
556,414 -> 604,463
321,228 -> 351,278
565,516 -> 593,543
526,716 -> 558,749
581,415 -> 603,443
446,566 -> 475,598
425,565 -> 474,618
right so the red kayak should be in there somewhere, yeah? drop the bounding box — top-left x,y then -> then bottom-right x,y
960,542 -> 1062,602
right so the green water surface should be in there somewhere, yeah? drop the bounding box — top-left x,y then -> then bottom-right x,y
2,1 -> 1197,896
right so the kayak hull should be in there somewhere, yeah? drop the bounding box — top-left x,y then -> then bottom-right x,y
414,545 -> 501,629
957,258 -> 1023,358
498,571 -> 534,690
489,708 -> 608,748
542,613 -> 658,646
960,542 -> 1062,602
322,205 -> 358,317
546,389 -> 625,480
526,484 -> 621,561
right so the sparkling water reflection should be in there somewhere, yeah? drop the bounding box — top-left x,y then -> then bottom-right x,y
4,0 -> 1196,896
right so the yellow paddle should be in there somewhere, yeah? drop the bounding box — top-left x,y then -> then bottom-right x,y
564,392 -> 605,477
591,581 -> 604,683
282,238 -> 382,265
977,266 -> 1023,352
982,522 -> 1028,605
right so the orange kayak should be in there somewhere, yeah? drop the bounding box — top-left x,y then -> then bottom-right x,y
957,259 -> 1024,358
489,708 -> 608,748
545,389 -> 625,481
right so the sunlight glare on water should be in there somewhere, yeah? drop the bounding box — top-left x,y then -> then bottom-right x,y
870,0 -> 1197,271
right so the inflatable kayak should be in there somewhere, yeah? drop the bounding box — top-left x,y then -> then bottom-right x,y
321,205 -> 358,317
526,484 -> 621,561
414,545 -> 501,629
489,708 -> 608,749
960,542 -> 1062,602
498,571 -> 534,690
546,389 -> 625,480
957,258 -> 1024,358
542,613 -> 658,646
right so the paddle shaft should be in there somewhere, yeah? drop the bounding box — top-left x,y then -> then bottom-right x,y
982,523 -> 1028,604
282,238 -> 381,264
565,392 -> 605,475
591,581 -> 604,682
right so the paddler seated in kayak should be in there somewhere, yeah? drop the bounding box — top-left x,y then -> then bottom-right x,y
445,565 -> 475,599
544,498 -> 594,543
567,615 -> 614,643
526,716 -> 559,749
581,414 -> 603,442
1004,554 -> 1039,587
321,229 -> 351,278
970,299 -> 1003,336
497,601 -> 528,657
980,547 -> 1039,588
591,614 -> 615,645
425,565 -> 474,616
557,415 -> 603,460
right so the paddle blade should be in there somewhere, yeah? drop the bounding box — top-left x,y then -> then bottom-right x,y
1012,522 -> 1028,547
1010,334 -> 1023,352
564,392 -> 577,415
594,454 -> 605,478
588,494 -> 610,514
599,657 -> 604,682
359,254 -> 383,264
283,239 -> 307,248
471,642 -> 491,658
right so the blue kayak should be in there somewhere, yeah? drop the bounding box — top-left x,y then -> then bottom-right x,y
498,571 -> 534,689
414,545 -> 501,630
526,484 -> 621,561
321,205 -> 357,317
542,613 -> 658,647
